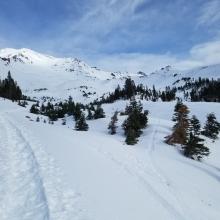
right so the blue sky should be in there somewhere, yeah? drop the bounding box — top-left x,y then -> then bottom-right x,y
0,0 -> 220,72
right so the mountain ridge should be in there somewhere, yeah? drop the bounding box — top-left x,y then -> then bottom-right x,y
0,48 -> 220,102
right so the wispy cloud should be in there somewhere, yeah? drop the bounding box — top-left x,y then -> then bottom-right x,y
197,0 -> 220,26
87,40 -> 220,73
0,0 -> 220,73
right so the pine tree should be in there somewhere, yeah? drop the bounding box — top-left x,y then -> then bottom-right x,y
125,128 -> 137,145
183,132 -> 209,161
94,105 -> 105,119
122,98 -> 148,145
75,113 -> 89,131
108,111 -> 118,135
166,102 -> 190,145
172,101 -> 184,122
30,104 -> 39,114
202,113 -> 220,140
190,115 -> 201,136
86,109 -> 94,120
74,103 -> 82,121
0,71 -> 22,101
124,78 -> 136,99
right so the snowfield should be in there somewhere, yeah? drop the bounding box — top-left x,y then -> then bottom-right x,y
0,48 -> 220,219
0,98 -> 220,220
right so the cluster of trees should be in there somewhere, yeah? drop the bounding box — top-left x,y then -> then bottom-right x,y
30,96 -> 106,131
165,101 -> 220,160
176,77 -> 220,102
122,99 -> 149,145
0,71 -> 22,101
94,78 -> 176,105
108,98 -> 149,145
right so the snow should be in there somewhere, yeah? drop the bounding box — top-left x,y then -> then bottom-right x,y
1,48 -> 220,103
0,48 -> 220,219
0,100 -> 86,220
0,98 -> 220,220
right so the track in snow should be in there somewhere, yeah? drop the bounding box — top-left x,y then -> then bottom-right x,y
90,120 -> 189,220
0,114 -> 84,220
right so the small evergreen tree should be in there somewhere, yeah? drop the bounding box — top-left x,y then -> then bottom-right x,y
190,115 -> 201,136
74,103 -> 82,121
30,104 -> 39,114
125,128 -> 138,145
122,98 -> 148,145
108,111 -> 118,135
124,78 -> 136,99
86,109 -> 94,120
75,113 -> 89,131
0,71 -> 22,101
94,105 -> 105,119
166,102 -> 190,145
183,132 -> 209,161
202,113 -> 220,140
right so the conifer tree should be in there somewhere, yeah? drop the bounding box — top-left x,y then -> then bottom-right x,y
183,115 -> 209,160
94,105 -> 105,119
190,115 -> 201,136
74,103 -> 82,121
124,78 -> 136,99
125,128 -> 138,145
122,98 -> 148,145
30,104 -> 39,114
86,109 -> 94,120
183,132 -> 209,161
166,102 -> 190,145
75,113 -> 89,131
108,111 -> 118,135
0,71 -> 22,101
202,113 -> 220,140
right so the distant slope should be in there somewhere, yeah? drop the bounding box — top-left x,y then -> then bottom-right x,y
0,48 -> 220,102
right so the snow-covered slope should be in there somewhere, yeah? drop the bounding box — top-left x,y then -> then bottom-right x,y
0,99 -> 220,220
0,48 -> 140,102
1,48 -> 219,102
0,48 -> 220,220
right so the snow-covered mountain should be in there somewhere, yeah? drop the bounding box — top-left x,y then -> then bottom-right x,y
1,48 -> 219,102
0,48 -> 142,102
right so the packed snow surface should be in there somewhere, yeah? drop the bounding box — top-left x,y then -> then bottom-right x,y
0,99 -> 220,220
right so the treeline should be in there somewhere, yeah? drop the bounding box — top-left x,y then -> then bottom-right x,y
93,78 -> 176,105
165,101 -> 220,160
176,77 -> 220,102
30,95 -> 149,144
0,71 -> 22,101
30,96 -> 106,130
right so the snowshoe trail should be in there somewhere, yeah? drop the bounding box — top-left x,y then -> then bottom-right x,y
0,115 -> 49,220
0,114 -> 86,220
91,130 -> 187,220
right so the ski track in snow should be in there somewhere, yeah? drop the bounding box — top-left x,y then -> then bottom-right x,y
145,120 -> 192,219
90,121 -> 189,220
0,113 -> 86,220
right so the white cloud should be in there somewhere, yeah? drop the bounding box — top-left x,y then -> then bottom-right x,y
87,40 -> 220,73
88,52 -> 177,73
197,0 -> 220,26
176,40 -> 220,69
